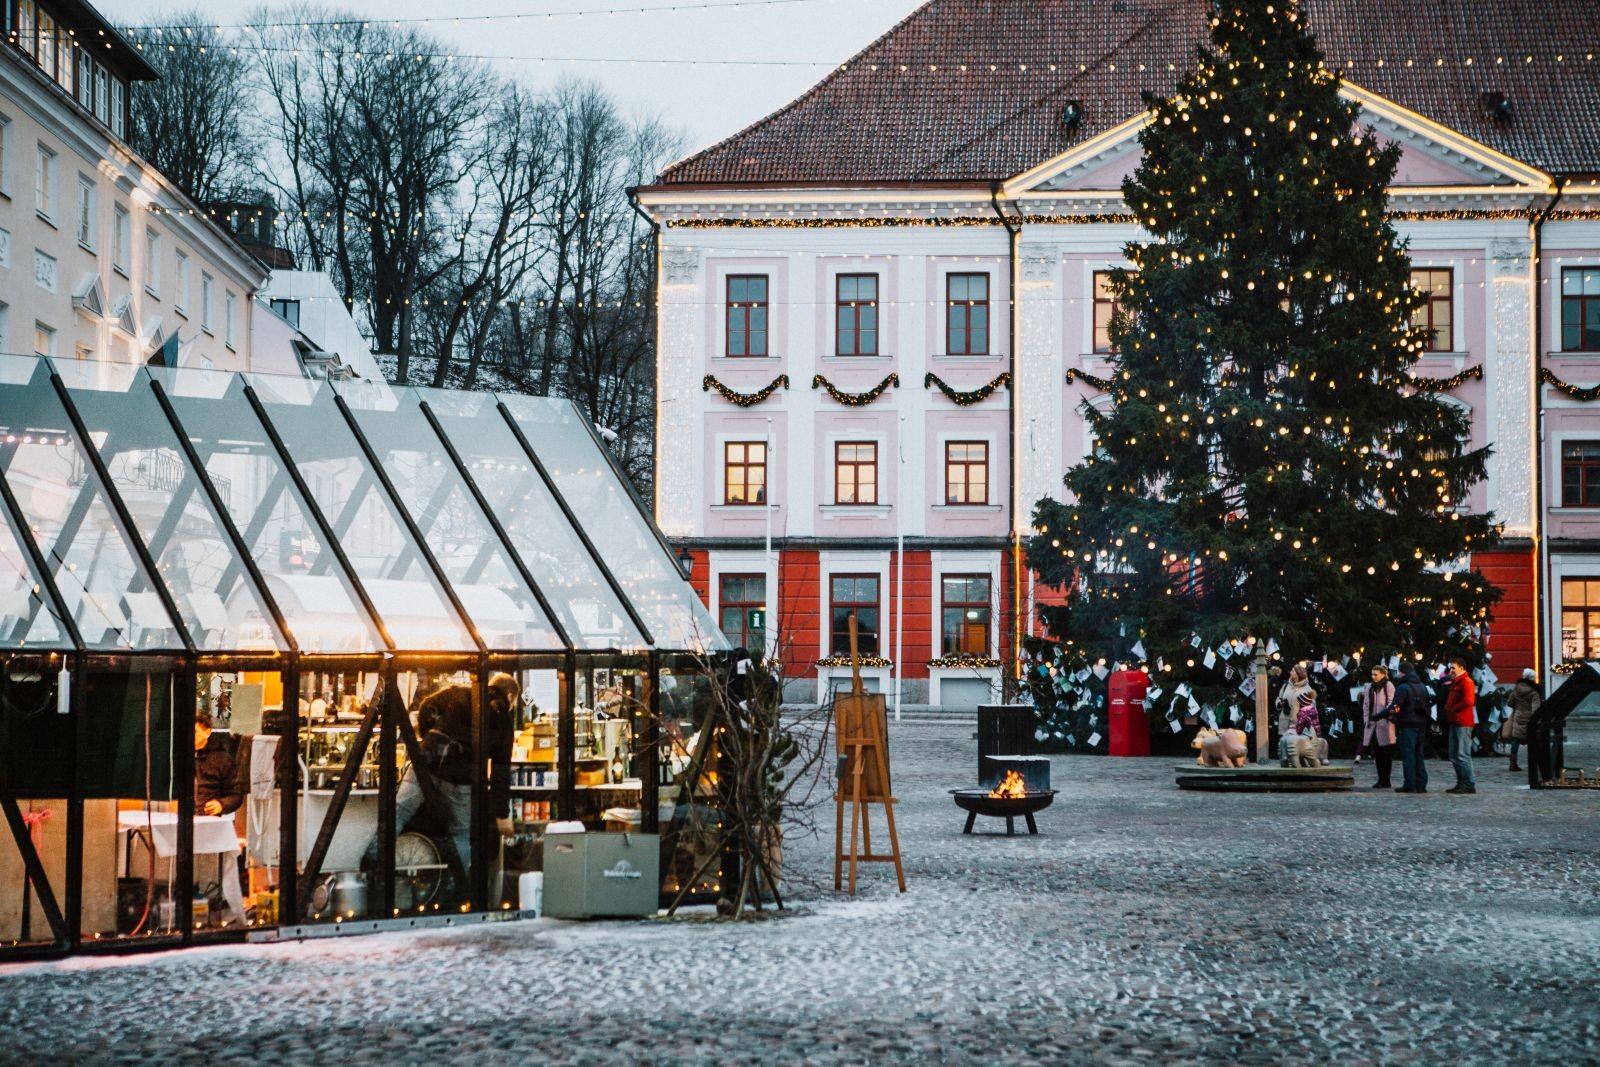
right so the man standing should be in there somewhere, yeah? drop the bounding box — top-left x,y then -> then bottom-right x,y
1444,657 -> 1478,795
1394,664 -> 1432,794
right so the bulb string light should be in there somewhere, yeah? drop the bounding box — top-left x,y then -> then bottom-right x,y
1540,368 -> 1600,401
702,373 -> 789,406
1401,365 -> 1484,392
1064,368 -> 1115,391
924,372 -> 1012,405
811,372 -> 898,405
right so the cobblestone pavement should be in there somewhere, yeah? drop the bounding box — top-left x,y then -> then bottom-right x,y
3,723 -> 1599,1066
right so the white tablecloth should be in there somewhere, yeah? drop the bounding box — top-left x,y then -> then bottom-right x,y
118,810 -> 246,923
117,811 -> 239,857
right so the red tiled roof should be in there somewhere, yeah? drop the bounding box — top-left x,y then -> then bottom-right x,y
657,0 -> 1600,186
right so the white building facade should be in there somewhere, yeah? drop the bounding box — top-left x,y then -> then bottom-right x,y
1,0 -> 267,371
637,0 -> 1600,705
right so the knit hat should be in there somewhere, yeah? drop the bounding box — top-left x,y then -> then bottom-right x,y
1523,668 -> 1536,681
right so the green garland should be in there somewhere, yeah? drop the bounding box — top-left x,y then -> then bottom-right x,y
703,373 -> 789,407
816,655 -> 893,668
924,372 -> 1012,406
927,653 -> 1002,669
1064,368 -> 1114,391
1541,368 -> 1600,402
812,373 -> 899,406
1402,365 -> 1483,392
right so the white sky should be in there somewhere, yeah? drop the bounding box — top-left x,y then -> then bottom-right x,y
98,0 -> 925,157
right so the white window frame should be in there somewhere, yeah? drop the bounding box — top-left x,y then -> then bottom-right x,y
200,272 -> 215,333
75,49 -> 92,110
144,226 -> 161,297
75,174 -> 95,250
110,78 -> 125,139
33,321 -> 55,358
174,250 -> 190,317
36,9 -> 56,82
93,65 -> 109,125
224,290 -> 237,349
111,203 -> 130,274
17,2 -> 35,61
34,142 -> 56,222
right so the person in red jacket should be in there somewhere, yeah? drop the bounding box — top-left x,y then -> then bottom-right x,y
1444,657 -> 1478,794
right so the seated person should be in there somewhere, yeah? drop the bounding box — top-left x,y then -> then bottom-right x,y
194,710 -> 243,817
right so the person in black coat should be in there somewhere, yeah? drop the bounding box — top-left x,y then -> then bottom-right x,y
1391,664 -> 1432,793
194,710 -> 243,816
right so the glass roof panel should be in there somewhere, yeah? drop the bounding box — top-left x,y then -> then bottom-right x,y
418,388 -> 646,651
498,395 -> 728,653
53,358 -> 288,653
0,355 -> 183,650
334,380 -> 565,651
149,364 -> 385,654
246,372 -> 475,652
0,498 -> 68,650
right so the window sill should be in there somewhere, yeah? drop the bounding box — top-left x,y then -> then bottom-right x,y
820,353 -> 893,363
932,503 -> 1001,513
931,352 -> 1002,361
711,355 -> 779,364
820,504 -> 891,516
711,502 -> 779,512
112,264 -> 128,279
1549,350 -> 1600,358
1550,506 -> 1600,514
77,240 -> 95,255
201,326 -> 214,337
225,342 -> 236,353
36,211 -> 56,229
144,285 -> 160,300
174,306 -> 187,319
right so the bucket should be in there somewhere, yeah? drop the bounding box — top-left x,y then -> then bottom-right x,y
518,871 -> 544,917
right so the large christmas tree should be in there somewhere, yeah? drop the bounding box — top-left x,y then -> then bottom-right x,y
1028,0 -> 1499,724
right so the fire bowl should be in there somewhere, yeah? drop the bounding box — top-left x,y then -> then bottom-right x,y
949,788 -> 1058,836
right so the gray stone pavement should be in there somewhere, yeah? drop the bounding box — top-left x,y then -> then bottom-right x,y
2,723 -> 1598,1066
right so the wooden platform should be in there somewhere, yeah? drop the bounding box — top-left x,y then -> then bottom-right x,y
1174,763 -> 1355,792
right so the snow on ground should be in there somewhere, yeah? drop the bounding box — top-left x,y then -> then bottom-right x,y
2,722 -> 1598,1065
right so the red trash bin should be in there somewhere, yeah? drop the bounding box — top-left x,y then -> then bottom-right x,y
1107,669 -> 1150,757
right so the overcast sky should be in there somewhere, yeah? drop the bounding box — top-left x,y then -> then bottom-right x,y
99,0 -> 925,157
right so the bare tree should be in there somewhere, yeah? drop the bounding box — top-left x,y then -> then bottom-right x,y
128,11 -> 256,203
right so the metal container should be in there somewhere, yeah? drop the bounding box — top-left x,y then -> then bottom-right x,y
332,871 -> 367,918
542,832 -> 659,919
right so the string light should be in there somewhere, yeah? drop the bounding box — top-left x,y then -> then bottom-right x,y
1064,369 -> 1115,391
1540,369 -> 1600,402
924,372 -> 1011,406
702,373 -> 788,406
1402,365 -> 1484,393
811,373 -> 898,406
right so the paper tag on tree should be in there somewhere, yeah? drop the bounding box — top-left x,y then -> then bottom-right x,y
1087,731 -> 1102,747
1203,649 -> 1217,669
1130,639 -> 1146,659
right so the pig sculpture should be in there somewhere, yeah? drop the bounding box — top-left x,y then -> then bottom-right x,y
1191,727 -> 1249,768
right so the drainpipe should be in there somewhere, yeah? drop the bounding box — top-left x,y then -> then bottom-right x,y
1530,177 -> 1567,688
990,184 -> 1024,689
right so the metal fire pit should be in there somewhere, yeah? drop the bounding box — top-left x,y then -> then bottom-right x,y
950,789 -> 1058,836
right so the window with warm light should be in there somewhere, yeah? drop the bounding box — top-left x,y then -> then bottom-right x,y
726,275 -> 769,357
940,575 -> 992,656
834,441 -> 877,504
1563,441 -> 1600,507
829,575 -> 880,656
944,441 -> 988,505
723,440 -> 767,505
1563,267 -> 1600,352
946,273 -> 989,355
836,274 -> 878,356
1410,268 -> 1454,352
1561,577 -> 1600,662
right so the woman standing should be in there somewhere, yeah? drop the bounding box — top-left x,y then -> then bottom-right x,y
1506,668 -> 1541,773
1277,662 -> 1314,736
1360,665 -> 1397,788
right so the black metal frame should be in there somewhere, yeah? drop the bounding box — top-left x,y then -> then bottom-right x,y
0,362 -> 724,961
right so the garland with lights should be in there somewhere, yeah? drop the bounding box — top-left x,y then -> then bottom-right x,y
1402,365 -> 1483,392
924,372 -> 1011,405
1064,368 -> 1115,391
1540,369 -> 1600,402
702,373 -> 789,407
815,655 -> 892,668
927,653 -> 1002,669
659,207 -> 1600,230
812,373 -> 899,406
1026,1 -> 1501,733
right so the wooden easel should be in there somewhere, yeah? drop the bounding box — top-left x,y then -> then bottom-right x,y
833,613 -> 906,894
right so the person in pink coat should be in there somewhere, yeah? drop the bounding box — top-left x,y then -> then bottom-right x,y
1359,665 -> 1397,789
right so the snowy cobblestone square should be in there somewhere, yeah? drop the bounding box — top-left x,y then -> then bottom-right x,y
3,721 -> 1597,1066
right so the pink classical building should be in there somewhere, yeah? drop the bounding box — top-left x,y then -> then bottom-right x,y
634,0 -> 1600,707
